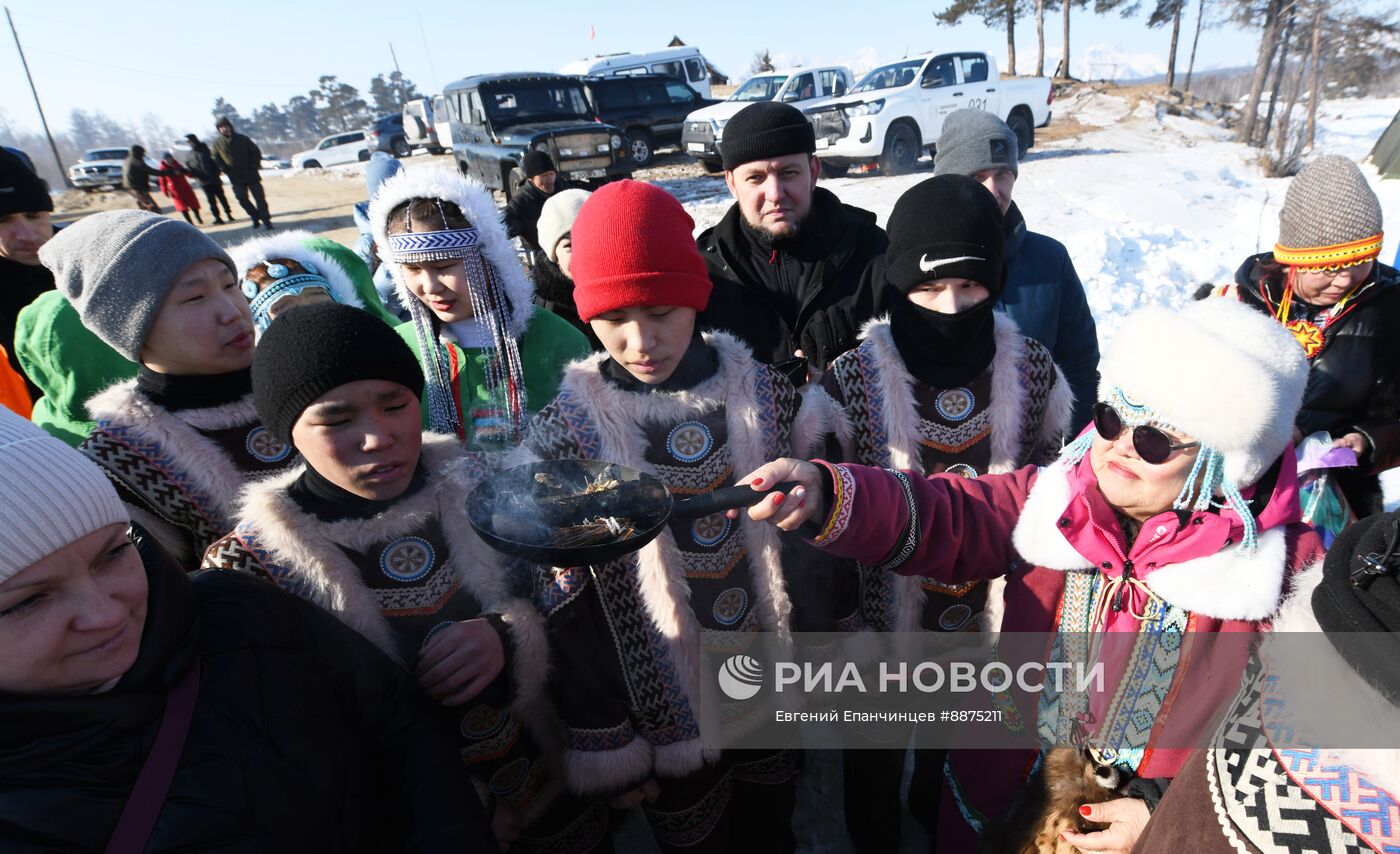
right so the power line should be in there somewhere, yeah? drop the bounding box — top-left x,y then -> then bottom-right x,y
24,45 -> 304,89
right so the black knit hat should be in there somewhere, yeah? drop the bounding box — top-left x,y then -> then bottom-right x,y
0,148 -> 52,216
720,102 -> 816,172
1312,511 -> 1400,702
883,174 -> 1006,294
253,302 -> 425,444
524,150 -> 555,179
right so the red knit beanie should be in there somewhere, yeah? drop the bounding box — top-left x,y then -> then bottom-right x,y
571,180 -> 713,322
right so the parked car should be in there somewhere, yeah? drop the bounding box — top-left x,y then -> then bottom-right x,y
560,45 -> 718,99
439,72 -> 631,199
802,51 -> 1052,176
292,131 -> 370,169
260,154 -> 292,170
403,98 -> 444,155
367,113 -> 413,158
581,74 -> 716,167
681,65 -> 852,173
68,147 -> 136,191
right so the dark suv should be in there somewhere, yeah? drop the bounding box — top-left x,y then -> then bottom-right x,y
582,75 -> 716,167
442,72 -> 632,199
366,113 -> 412,158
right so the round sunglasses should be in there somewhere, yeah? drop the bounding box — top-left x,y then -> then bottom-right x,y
1092,402 -> 1200,465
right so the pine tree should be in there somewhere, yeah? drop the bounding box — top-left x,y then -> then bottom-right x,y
937,0 -> 1033,75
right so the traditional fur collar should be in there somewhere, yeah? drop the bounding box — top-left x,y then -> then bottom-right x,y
1011,463 -> 1291,621
227,229 -> 365,314
86,379 -> 261,524
518,331 -> 796,773
232,434 -> 554,750
367,166 -> 534,338
853,313 -> 1072,475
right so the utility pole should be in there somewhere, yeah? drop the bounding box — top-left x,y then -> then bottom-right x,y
5,6 -> 69,187
389,42 -> 404,105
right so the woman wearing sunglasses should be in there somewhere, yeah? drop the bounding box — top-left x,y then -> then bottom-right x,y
1223,155 -> 1399,517
736,298 -> 1323,853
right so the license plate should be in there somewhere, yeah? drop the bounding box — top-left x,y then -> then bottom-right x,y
687,142 -> 706,152
569,169 -> 606,180
816,138 -> 830,149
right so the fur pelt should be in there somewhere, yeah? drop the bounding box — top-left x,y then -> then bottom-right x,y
230,434 -> 557,754
366,165 -> 534,338
1011,462 -> 1293,621
226,229 -> 366,316
86,380 -> 261,527
978,748 -> 1133,854
515,331 -> 796,780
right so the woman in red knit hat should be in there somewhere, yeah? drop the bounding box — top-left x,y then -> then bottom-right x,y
513,180 -> 837,853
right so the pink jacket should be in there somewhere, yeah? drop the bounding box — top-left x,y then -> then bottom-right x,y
811,454 -> 1323,844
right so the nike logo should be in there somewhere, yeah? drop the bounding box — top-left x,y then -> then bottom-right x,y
919,254 -> 984,273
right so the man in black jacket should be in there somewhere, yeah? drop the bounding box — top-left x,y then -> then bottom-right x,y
121,145 -> 168,213
0,149 -> 55,401
695,101 -> 887,382
183,134 -> 234,224
503,150 -> 558,252
211,117 -> 272,229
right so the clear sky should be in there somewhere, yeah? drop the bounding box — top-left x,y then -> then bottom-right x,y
0,0 -> 1279,141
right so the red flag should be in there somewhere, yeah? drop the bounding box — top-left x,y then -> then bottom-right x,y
589,23 -> 596,41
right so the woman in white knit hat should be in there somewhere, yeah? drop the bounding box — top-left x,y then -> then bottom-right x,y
0,408 -> 492,852
531,187 -> 596,342
1225,154 -> 1400,516
737,298 -> 1324,852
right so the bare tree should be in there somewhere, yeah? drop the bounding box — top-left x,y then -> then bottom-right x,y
1305,1 -> 1324,146
1237,0 -> 1286,143
1183,0 -> 1213,92
1258,4 -> 1297,148
1274,1 -> 1315,162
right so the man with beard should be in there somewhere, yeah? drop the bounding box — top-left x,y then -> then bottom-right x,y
0,149 -> 55,404
696,102 -> 887,382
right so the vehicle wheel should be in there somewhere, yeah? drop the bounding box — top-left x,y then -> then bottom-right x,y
302,160 -> 321,169
358,149 -> 371,162
505,166 -> 525,202
391,137 -> 412,158
1007,111 -> 1033,159
428,145 -> 445,156
820,161 -> 850,179
628,131 -> 654,167
878,123 -> 919,176
701,159 -> 723,174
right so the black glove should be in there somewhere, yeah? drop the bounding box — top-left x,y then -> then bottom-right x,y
799,309 -> 858,371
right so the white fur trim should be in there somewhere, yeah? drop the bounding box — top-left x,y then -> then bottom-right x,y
1098,299 -> 1309,487
981,575 -> 1008,634
227,435 -> 558,751
791,384 -> 842,458
530,331 -> 795,775
1010,464 -> 1095,571
227,229 -> 365,316
366,165 -> 534,338
87,380 -> 259,527
852,320 -> 919,472
563,737 -> 654,797
1143,526 -> 1287,620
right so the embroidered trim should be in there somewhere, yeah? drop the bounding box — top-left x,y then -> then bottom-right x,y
814,461 -> 857,544
874,470 -> 920,572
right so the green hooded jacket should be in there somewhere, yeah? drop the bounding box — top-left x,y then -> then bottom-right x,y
16,291 -> 138,446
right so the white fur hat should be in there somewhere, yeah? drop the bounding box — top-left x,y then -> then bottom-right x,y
1098,298 -> 1309,487
0,409 -> 128,583
367,165 -> 534,338
228,230 -> 365,337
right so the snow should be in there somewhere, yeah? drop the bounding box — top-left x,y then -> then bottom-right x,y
671,89 -> 1400,507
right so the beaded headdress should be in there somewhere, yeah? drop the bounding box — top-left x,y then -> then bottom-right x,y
242,259 -> 340,332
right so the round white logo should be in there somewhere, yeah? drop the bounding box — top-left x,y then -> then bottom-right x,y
717,654 -> 764,701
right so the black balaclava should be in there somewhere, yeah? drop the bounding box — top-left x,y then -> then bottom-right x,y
882,174 -> 1006,389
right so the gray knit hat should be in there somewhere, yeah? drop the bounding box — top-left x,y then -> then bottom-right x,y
934,109 -> 1019,178
0,408 -> 127,584
1274,155 -> 1384,269
39,210 -> 236,361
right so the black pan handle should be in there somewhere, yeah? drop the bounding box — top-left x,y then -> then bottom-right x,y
671,481 -> 802,518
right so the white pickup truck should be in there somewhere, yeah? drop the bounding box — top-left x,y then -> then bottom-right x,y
803,51 -> 1052,176
681,65 -> 853,173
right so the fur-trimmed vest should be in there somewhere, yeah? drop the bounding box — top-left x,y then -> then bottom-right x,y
201,436 -> 559,818
517,331 -> 821,796
80,380 -> 297,567
1135,562 -> 1400,854
812,314 -> 1073,633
